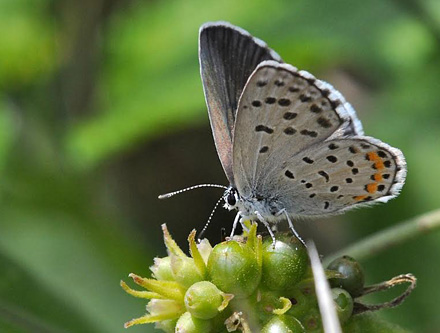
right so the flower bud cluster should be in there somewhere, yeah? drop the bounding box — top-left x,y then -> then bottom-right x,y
121,223 -> 362,332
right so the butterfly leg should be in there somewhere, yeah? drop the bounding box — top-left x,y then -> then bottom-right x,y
255,211 -> 276,246
229,212 -> 242,238
279,208 -> 305,246
239,220 -> 250,233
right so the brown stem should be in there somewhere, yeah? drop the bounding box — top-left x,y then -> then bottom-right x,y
353,273 -> 417,315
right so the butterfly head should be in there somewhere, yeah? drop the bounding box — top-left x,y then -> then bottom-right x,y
223,187 -> 240,210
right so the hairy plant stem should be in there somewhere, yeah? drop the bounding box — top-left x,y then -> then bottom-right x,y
325,208 -> 440,265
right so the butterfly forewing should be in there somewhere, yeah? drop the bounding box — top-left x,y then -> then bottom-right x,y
232,61 -> 362,197
273,137 -> 406,216
199,22 -> 282,184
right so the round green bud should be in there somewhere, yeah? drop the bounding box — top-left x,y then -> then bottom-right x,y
171,256 -> 204,288
175,312 -> 212,333
150,257 -> 174,281
262,235 -> 308,290
327,255 -> 365,297
261,315 -> 305,333
331,288 -> 354,324
207,241 -> 261,298
285,287 -> 317,321
184,281 -> 224,319
254,290 -> 282,323
302,308 -> 322,331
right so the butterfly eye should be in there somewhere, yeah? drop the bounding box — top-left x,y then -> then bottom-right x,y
226,190 -> 237,206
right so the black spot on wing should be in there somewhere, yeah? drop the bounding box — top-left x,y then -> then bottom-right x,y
349,146 -> 359,154
310,104 -> 322,113
283,112 -> 297,120
300,129 -> 318,137
255,125 -> 274,134
285,170 -> 294,179
330,186 -> 339,192
265,97 -> 276,104
284,127 -> 296,135
289,86 -> 300,93
278,99 -> 291,106
378,150 -> 387,158
318,171 -> 329,182
259,146 -> 269,153
299,94 -> 312,102
317,116 -> 332,128
326,155 -> 337,163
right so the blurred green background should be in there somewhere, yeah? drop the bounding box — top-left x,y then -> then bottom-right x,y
1,0 -> 440,332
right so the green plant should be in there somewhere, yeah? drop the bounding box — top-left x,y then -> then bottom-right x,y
121,223 -> 416,332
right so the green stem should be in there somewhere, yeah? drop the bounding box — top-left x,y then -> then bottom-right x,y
324,208 -> 440,264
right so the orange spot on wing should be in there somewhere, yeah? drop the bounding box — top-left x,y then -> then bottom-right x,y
366,183 -> 378,193
354,195 -> 367,201
374,173 -> 383,181
367,151 -> 385,170
374,161 -> 385,170
367,152 -> 379,161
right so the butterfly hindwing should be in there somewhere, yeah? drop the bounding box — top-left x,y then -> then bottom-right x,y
199,22 -> 282,183
232,61 -> 363,197
272,137 -> 406,216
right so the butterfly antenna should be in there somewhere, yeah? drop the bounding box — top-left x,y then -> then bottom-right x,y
158,184 -> 228,199
198,194 -> 224,242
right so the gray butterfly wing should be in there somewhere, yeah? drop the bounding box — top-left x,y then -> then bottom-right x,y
232,60 -> 405,216
273,137 -> 406,216
232,61 -> 363,196
199,22 -> 282,184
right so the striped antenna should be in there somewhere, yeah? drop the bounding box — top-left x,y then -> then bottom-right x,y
198,194 -> 225,242
158,184 -> 228,199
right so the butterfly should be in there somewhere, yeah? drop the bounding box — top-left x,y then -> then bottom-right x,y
161,21 -> 406,242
